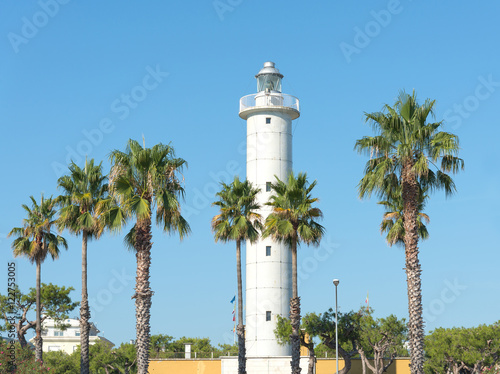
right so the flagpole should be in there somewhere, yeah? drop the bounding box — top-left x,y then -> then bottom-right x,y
231,294 -> 236,346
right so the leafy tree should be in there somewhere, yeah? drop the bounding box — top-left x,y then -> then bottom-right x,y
0,283 -> 78,348
44,350 -> 79,373
356,312 -> 408,374
168,336 -> 214,355
276,309 -> 407,374
355,91 -> 464,374
8,194 -> 68,361
0,340 -> 51,373
212,176 -> 262,374
108,139 -> 189,374
44,342 -> 137,374
425,323 -> 500,374
302,310 -> 361,374
57,158 -> 108,374
263,172 -> 325,374
275,314 -> 317,374
112,342 -> 137,373
215,343 -> 239,357
149,334 -> 174,358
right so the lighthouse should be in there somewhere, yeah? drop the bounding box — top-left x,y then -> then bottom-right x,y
239,62 -> 300,358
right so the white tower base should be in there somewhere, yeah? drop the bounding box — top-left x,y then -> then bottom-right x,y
221,356 -> 310,374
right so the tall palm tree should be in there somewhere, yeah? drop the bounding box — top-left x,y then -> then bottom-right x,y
8,195 -> 67,362
56,158 -> 108,374
263,172 -> 325,374
355,90 -> 464,374
212,176 -> 262,374
378,185 -> 429,247
108,139 -> 190,374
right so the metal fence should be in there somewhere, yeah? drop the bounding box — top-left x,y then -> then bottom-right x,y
239,93 -> 299,112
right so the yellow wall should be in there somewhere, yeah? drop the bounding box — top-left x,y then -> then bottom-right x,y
150,358 -> 410,374
149,359 -> 221,374
316,358 -> 410,374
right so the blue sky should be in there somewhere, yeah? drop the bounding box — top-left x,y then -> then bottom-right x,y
1,1 -> 499,347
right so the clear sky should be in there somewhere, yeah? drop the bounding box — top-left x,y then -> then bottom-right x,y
1,1 -> 499,347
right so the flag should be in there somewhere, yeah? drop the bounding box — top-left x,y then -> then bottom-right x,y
365,292 -> 369,312
230,295 -> 236,303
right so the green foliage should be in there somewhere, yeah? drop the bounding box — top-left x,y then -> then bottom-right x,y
148,335 -> 237,359
56,158 -> 109,239
263,172 -> 325,248
215,343 -> 238,357
113,342 -> 137,371
276,308 -> 408,373
108,139 -> 190,243
43,341 -> 137,373
0,340 -> 50,373
275,314 -> 293,345
355,90 -> 464,219
9,194 -> 67,264
149,334 -> 174,357
44,350 -> 79,373
275,311 -> 358,354
212,176 -> 262,244
424,322 -> 500,374
378,185 -> 430,247
0,284 -> 78,337
356,311 -> 408,358
168,336 -> 213,353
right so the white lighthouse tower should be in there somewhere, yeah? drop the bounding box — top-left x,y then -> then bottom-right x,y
239,62 -> 300,360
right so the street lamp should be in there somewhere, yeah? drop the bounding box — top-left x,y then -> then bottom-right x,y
333,279 -> 340,374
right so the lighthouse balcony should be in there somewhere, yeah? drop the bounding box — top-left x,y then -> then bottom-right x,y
239,93 -> 300,120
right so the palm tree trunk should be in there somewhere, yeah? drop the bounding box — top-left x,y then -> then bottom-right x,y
80,230 -> 90,374
290,234 -> 301,374
35,258 -> 43,362
134,217 -> 153,374
236,239 -> 246,374
402,160 -> 424,374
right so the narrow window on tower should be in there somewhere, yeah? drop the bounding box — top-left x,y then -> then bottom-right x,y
266,246 -> 271,256
266,311 -> 271,321
266,182 -> 271,192
266,117 -> 271,124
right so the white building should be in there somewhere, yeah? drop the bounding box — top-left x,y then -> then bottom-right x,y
29,318 -> 114,354
221,62 -> 307,373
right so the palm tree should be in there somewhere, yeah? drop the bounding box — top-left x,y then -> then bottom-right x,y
378,185 -> 429,247
56,158 -> 108,374
263,172 -> 325,374
108,139 -> 190,374
355,90 -> 464,374
212,177 -> 262,374
8,195 -> 67,362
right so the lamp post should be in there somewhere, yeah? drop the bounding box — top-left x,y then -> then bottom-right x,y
333,279 -> 340,374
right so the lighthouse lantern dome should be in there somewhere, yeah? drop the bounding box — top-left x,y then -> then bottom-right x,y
255,61 -> 283,93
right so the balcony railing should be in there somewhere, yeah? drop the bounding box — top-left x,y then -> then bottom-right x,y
239,93 -> 299,113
